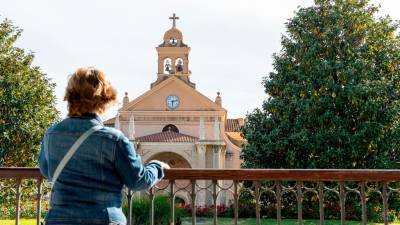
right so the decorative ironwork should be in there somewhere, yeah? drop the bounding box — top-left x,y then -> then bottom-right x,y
1,168 -> 400,225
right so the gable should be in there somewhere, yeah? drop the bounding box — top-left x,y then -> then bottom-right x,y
137,131 -> 198,143
122,76 -> 224,111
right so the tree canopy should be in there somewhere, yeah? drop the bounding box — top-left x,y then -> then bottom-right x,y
241,0 -> 400,169
0,18 -> 59,166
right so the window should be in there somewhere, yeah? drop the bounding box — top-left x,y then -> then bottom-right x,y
162,124 -> 179,133
175,58 -> 183,72
163,58 -> 172,74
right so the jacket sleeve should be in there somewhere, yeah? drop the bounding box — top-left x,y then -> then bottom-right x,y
38,133 -> 50,180
114,134 -> 164,190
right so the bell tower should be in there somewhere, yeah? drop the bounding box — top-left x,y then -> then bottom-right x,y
151,13 -> 195,88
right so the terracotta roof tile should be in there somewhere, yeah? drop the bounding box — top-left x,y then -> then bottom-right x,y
137,131 -> 198,143
104,117 -> 115,125
226,119 -> 241,132
226,131 -> 245,147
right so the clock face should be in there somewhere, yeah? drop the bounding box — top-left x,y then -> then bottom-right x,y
166,95 -> 180,109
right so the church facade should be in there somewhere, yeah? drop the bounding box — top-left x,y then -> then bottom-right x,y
104,14 -> 244,205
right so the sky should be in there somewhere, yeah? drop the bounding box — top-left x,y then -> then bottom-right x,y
2,0 -> 400,120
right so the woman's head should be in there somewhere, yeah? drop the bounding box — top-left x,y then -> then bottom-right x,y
64,67 -> 117,117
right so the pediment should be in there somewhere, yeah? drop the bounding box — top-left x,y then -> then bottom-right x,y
121,76 -> 224,112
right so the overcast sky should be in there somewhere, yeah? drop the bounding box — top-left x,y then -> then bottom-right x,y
2,0 -> 399,120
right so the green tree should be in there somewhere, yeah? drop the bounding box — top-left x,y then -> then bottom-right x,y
242,0 -> 400,169
0,18 -> 59,167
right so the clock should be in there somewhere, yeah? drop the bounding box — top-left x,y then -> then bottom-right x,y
166,95 -> 180,110
169,38 -> 177,46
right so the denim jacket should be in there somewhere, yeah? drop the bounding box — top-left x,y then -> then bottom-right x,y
38,113 -> 164,225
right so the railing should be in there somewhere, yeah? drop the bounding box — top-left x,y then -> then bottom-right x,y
1,168 -> 400,225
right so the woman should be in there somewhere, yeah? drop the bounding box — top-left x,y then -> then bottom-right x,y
39,67 -> 169,225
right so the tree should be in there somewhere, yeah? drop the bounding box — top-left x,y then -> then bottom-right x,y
242,0 -> 400,169
0,18 -> 59,167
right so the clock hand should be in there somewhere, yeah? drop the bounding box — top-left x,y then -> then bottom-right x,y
169,99 -> 176,108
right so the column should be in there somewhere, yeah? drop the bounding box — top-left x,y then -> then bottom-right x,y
128,113 -> 135,140
214,116 -> 220,140
158,56 -> 163,74
199,116 -> 205,140
212,145 -> 222,206
114,112 -> 120,130
212,145 -> 220,169
196,144 -> 207,205
196,144 -> 207,168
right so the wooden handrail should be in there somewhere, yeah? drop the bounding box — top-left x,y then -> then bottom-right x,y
0,167 -> 43,179
1,167 -> 400,181
165,169 -> 400,181
1,167 -> 400,225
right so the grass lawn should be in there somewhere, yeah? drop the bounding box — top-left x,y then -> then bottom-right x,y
2,218 -> 400,225
1,219 -> 42,225
182,217 -> 399,225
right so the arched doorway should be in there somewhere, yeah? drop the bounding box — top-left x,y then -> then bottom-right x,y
147,152 -> 191,169
147,152 -> 191,205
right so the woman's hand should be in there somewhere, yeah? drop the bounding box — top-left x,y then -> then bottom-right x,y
147,160 -> 171,170
158,161 -> 171,170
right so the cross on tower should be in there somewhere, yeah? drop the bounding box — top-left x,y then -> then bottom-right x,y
169,13 -> 179,28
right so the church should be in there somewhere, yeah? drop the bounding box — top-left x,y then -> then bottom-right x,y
104,14 -> 245,204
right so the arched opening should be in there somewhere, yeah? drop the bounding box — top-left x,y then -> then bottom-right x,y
163,58 -> 172,74
175,58 -> 183,72
147,152 -> 191,169
175,196 -> 186,207
147,152 -> 192,207
162,124 -> 179,133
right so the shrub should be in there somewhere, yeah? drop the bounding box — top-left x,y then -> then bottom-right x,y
182,204 -> 234,218
123,195 -> 187,225
0,180 -> 50,219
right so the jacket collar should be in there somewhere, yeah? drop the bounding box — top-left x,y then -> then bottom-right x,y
70,112 -> 104,126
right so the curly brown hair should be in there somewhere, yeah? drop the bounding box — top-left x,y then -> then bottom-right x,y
64,68 -> 117,117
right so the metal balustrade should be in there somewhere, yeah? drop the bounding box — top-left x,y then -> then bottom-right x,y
1,168 -> 400,225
